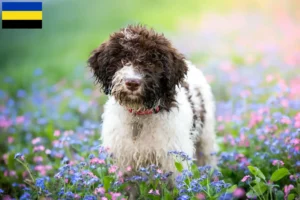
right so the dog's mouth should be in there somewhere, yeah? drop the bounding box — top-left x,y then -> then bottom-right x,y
112,89 -> 145,110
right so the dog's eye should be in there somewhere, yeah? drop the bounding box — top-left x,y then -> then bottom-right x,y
121,59 -> 131,66
151,53 -> 159,60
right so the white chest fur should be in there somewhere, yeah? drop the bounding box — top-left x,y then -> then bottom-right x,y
101,87 -> 194,172
100,62 -> 216,172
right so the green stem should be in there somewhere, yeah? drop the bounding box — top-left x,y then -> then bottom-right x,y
206,176 -> 211,197
248,184 -> 263,200
16,159 -> 35,183
269,186 -> 273,200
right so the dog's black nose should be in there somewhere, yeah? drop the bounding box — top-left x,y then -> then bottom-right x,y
125,78 -> 141,91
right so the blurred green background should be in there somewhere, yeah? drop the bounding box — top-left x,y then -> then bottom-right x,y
0,0 -> 299,93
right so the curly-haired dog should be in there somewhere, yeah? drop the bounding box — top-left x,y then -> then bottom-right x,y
88,25 -> 217,175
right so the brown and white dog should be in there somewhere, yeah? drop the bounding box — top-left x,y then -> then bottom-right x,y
88,25 -> 217,175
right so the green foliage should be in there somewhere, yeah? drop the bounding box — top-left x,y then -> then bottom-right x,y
271,168 -> 290,182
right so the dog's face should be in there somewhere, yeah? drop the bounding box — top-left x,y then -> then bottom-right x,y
88,25 -> 187,111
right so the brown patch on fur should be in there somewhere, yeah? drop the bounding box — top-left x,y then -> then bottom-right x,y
196,88 -> 206,128
195,141 -> 205,166
182,81 -> 197,131
88,24 -> 188,110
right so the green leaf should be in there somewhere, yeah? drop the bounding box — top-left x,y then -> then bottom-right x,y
248,166 -> 266,180
175,161 -> 183,172
246,189 -> 256,198
163,189 -> 173,200
8,153 -> 15,170
275,190 -> 284,200
253,182 -> 268,196
246,182 -> 268,198
103,176 -> 113,191
270,168 -> 290,182
288,194 -> 295,200
191,163 -> 200,178
139,182 -> 147,196
96,167 -> 107,178
254,177 -> 261,184
227,184 -> 237,193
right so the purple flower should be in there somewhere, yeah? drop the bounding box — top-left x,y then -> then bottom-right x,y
20,192 -> 31,200
219,193 -> 233,200
14,153 -> 23,159
177,194 -> 189,200
83,195 -> 97,200
65,191 -> 75,199
35,178 -> 46,190
168,151 -> 192,161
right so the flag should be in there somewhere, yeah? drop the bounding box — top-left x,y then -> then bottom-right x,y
2,2 -> 42,29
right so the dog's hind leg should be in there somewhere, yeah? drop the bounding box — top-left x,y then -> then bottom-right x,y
195,124 -> 217,167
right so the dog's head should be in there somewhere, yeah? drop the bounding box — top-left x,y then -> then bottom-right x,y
88,25 -> 187,111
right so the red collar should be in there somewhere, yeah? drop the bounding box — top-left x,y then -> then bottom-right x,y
128,107 -> 160,115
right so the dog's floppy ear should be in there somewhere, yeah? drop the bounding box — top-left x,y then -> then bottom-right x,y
168,51 -> 188,89
88,42 -> 114,95
160,47 -> 188,92
159,47 -> 188,110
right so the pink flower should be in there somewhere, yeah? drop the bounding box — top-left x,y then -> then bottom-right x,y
3,195 -> 14,200
16,116 -> 25,124
195,193 -> 206,200
94,187 -> 105,195
33,145 -> 45,152
280,99 -> 289,108
33,156 -> 43,163
54,130 -> 61,137
7,136 -> 14,144
45,149 -> 51,154
241,175 -> 251,182
101,197 -> 108,200
2,153 -> 8,164
110,192 -> 121,200
34,165 -> 52,176
290,138 -> 299,145
148,189 -> 160,195
295,121 -> 300,128
280,116 -> 291,125
284,185 -> 294,199
233,188 -> 245,197
32,137 -> 41,145
109,165 -> 118,173
126,166 -> 132,172
272,160 -> 284,166
266,74 -> 274,82
157,169 -> 163,174
90,158 -> 105,164
0,117 -> 12,128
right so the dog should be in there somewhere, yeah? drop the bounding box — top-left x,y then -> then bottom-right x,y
88,25 -> 217,176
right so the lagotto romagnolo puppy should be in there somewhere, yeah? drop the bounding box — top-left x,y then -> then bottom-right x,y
88,25 -> 217,174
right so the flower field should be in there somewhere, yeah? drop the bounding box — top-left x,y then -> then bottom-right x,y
0,13 -> 299,200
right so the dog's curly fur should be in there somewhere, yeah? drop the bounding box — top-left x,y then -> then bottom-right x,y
88,25 -> 217,177
88,25 -> 187,111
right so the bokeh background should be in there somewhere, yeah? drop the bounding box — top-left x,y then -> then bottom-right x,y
0,0 -> 299,94
0,0 -> 299,198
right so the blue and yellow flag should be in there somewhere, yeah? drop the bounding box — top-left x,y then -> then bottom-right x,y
2,2 -> 42,29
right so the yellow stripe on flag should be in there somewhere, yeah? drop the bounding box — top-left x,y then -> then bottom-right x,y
2,11 -> 42,20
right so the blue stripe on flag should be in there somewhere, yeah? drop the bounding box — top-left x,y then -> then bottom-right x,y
2,2 -> 42,11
